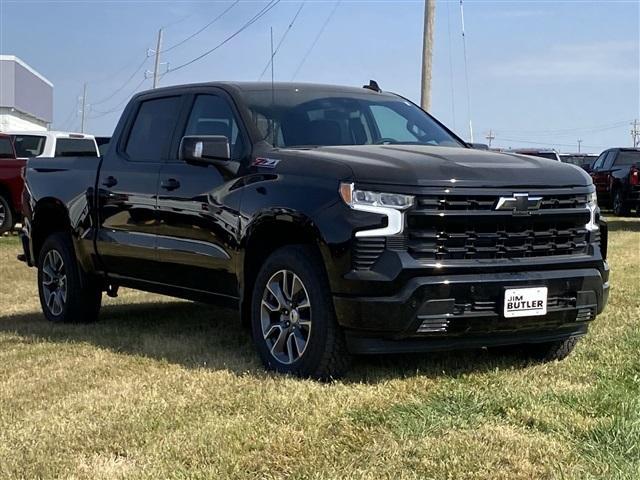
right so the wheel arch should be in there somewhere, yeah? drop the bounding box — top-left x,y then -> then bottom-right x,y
31,198 -> 72,263
239,211 -> 331,325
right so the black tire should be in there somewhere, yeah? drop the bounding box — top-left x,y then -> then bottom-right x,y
250,245 -> 351,380
612,190 -> 630,216
0,195 -> 14,235
37,233 -> 102,323
504,337 -> 580,362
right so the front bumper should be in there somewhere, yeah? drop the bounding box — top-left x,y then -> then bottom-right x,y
334,266 -> 609,354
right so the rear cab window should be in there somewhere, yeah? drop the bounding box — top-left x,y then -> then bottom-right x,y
54,138 -> 98,157
11,135 -> 46,158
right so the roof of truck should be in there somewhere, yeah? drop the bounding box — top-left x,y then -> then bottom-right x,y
136,81 -> 397,98
5,131 -> 97,139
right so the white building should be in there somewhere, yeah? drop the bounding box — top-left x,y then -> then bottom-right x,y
0,55 -> 53,132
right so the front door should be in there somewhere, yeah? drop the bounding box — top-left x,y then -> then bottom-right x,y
590,151 -> 613,203
96,94 -> 185,281
155,92 -> 247,299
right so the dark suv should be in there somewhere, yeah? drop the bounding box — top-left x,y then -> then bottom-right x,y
20,82 -> 609,378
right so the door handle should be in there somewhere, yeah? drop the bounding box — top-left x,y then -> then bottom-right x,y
102,176 -> 118,188
161,178 -> 181,191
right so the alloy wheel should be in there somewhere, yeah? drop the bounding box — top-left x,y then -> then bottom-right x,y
41,250 -> 67,316
0,201 -> 5,228
260,269 -> 312,365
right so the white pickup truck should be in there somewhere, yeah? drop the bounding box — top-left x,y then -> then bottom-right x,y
7,131 -> 99,159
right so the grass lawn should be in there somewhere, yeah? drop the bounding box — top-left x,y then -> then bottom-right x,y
0,217 -> 638,479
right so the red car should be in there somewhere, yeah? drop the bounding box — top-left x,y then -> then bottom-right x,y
0,133 -> 25,233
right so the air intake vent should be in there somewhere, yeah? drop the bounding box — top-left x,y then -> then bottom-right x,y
352,237 -> 386,270
417,317 -> 450,333
576,307 -> 595,322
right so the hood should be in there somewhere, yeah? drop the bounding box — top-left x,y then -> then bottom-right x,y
290,145 -> 592,188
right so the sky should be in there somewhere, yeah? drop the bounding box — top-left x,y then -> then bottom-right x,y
1,0 -> 639,154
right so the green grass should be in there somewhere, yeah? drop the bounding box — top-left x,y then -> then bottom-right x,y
0,217 -> 638,479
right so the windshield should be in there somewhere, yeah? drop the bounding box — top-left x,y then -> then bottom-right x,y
243,89 -> 463,148
616,151 -> 640,166
11,135 -> 46,158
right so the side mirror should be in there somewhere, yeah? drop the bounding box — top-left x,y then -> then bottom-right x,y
581,163 -> 593,173
179,135 -> 230,165
468,142 -> 489,150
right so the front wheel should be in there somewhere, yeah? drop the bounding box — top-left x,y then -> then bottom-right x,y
250,245 -> 350,379
37,233 -> 102,323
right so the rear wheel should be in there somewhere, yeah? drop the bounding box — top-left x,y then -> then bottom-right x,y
250,245 -> 350,379
613,190 -> 629,216
37,233 -> 102,323
0,195 -> 14,235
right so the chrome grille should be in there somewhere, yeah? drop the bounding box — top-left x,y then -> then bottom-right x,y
407,191 -> 591,261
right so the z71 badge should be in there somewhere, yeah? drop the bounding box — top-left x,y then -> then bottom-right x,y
252,157 -> 280,168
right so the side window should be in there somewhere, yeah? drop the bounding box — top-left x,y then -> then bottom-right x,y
12,135 -> 46,158
604,151 -> 617,170
54,139 -> 98,157
592,152 -> 607,171
125,96 -> 182,162
184,95 -> 245,160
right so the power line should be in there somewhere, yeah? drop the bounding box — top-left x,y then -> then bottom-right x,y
446,0 -> 456,130
459,0 -> 473,142
497,137 -> 608,150
258,2 -> 305,81
160,0 -> 240,54
88,77 -> 149,119
495,120 -> 632,136
166,0 -> 281,74
90,56 -> 149,106
291,0 -> 340,80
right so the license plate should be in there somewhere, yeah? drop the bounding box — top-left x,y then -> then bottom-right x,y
503,287 -> 548,318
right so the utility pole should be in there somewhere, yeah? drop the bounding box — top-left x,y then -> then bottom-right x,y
152,28 -> 164,89
485,129 -> 495,148
80,82 -> 87,133
577,139 -> 582,153
420,0 -> 435,111
631,119 -> 640,148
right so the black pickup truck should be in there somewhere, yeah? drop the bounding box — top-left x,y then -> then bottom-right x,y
20,82 -> 609,378
589,148 -> 640,216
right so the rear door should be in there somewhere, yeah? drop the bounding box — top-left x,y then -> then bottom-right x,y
155,90 -> 247,298
95,94 -> 186,281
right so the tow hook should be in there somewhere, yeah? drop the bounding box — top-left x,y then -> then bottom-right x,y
106,284 -> 119,298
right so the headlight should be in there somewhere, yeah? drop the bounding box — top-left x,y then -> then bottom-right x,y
340,183 -> 414,237
586,191 -> 599,232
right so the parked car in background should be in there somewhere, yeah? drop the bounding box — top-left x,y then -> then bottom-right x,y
0,133 -> 24,233
513,148 -> 561,162
590,148 -> 640,216
8,131 -> 99,159
19,81 -> 608,379
95,136 -> 111,156
560,153 -> 598,170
